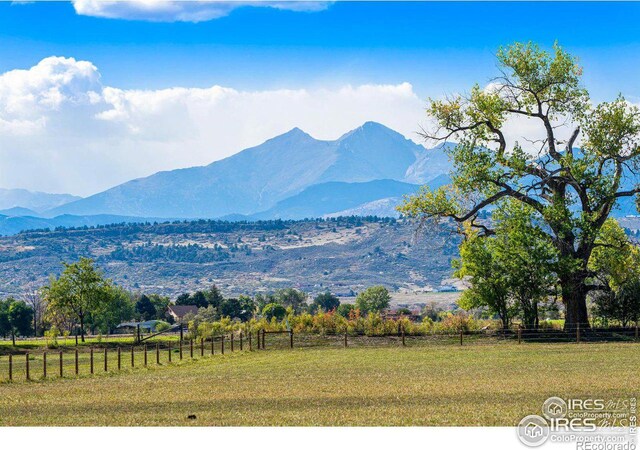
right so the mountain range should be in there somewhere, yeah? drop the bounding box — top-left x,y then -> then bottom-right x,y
2,121 -> 637,236
0,122 -> 455,234
47,122 -> 446,219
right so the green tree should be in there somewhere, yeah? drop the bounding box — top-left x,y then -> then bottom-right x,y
148,294 -> 170,320
262,303 -> 287,321
0,300 -> 10,338
336,303 -> 354,318
216,295 -> 254,322
189,291 -> 209,309
495,201 -> 557,328
456,233 -> 513,329
135,294 -> 156,321
355,286 -> 391,314
175,293 -> 191,305
43,258 -> 112,342
311,291 -> 340,313
91,286 -> 135,333
589,219 -> 640,326
400,42 -> 640,329
7,299 -> 34,345
205,284 -> 224,308
274,288 -> 307,313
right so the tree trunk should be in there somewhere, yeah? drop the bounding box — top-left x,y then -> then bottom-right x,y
11,331 -> 15,346
80,316 -> 86,343
561,275 -> 590,330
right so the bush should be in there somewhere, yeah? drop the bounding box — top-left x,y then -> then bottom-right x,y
262,303 -> 287,321
44,326 -> 59,348
337,304 -> 354,317
155,321 -> 172,332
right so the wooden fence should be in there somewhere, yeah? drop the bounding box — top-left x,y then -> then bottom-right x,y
0,325 -> 637,383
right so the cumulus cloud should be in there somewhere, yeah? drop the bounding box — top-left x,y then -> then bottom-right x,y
0,56 -> 425,196
0,56 -> 101,134
72,0 -> 331,22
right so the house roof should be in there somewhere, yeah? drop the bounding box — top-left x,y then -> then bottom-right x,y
167,305 -> 199,318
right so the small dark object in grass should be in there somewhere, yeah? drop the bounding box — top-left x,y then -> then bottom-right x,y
187,415 -> 197,420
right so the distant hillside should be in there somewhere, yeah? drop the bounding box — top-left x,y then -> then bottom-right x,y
252,179 -> 421,220
0,213 -> 176,236
0,217 -> 460,298
0,188 -> 80,212
47,122 -> 441,219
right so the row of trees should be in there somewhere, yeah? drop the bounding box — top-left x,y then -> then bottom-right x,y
451,200 -> 640,329
1,256 -> 394,343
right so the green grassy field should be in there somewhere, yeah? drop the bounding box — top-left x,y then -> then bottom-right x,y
0,342 -> 637,426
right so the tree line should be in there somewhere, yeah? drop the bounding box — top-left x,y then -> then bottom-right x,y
0,257 -> 393,343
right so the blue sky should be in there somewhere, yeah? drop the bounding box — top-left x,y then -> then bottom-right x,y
2,2 -> 639,99
0,1 -> 639,196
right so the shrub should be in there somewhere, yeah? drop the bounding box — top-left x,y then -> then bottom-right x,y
155,321 -> 171,332
262,303 -> 287,321
44,326 -> 59,348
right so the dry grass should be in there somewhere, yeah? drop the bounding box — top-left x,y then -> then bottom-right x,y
0,342 -> 638,426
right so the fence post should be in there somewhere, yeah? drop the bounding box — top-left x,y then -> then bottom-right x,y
156,343 -> 160,364
460,329 -> 463,346
26,353 -> 30,381
75,333 -> 78,346
210,337 -> 214,356
144,344 -> 148,366
90,348 -> 94,375
190,340 -> 193,359
221,335 -> 225,355
248,331 -> 252,351
401,326 -> 406,347
8,354 -> 12,381
43,351 -> 47,378
518,325 -> 522,344
200,338 -> 204,357
137,324 -> 141,344
240,332 -> 243,351
179,340 -> 183,360
59,351 -> 63,378
262,329 -> 266,349
577,323 -> 581,343
290,330 -> 294,349
131,346 -> 135,367
256,331 -> 260,350
168,343 -> 172,363
231,334 -> 234,352
344,331 -> 348,348
75,349 -> 79,375
118,347 -> 121,371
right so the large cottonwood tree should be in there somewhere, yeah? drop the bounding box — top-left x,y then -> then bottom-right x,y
400,42 -> 640,329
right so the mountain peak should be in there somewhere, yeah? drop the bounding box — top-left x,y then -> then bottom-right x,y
337,121 -> 405,142
281,126 -> 312,138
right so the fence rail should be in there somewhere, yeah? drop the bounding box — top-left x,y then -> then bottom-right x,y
0,325 -> 637,383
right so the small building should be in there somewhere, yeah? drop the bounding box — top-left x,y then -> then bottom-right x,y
116,320 -> 166,334
166,305 -> 199,323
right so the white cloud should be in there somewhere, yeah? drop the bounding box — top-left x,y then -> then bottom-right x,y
0,56 -> 101,133
72,0 -> 331,22
0,56 -> 425,196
